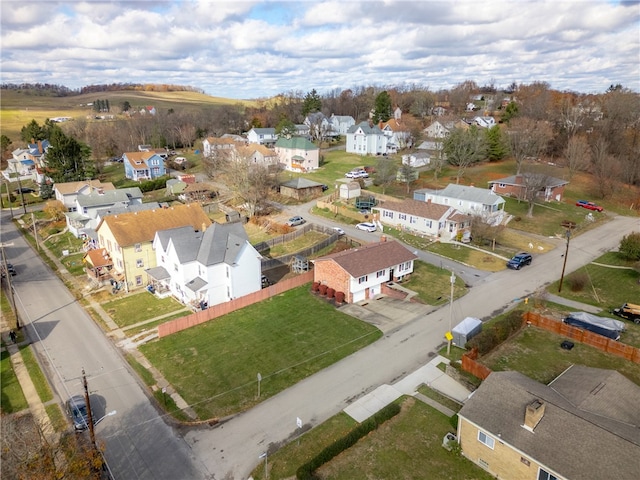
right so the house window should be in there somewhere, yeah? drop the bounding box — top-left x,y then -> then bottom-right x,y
174,263 -> 178,272
399,214 -> 406,220
376,270 -> 385,278
161,255 -> 165,263
410,216 -> 417,224
424,220 -> 432,228
383,211 -> 394,219
478,431 -> 495,449
358,275 -> 368,284
134,243 -> 141,252
136,259 -> 144,268
537,469 -> 558,480
499,183 -> 506,188
135,275 -> 143,286
117,259 -> 123,269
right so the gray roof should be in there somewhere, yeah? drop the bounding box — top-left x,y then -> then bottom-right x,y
185,276 -> 208,292
96,202 -> 161,218
76,187 -> 143,208
488,174 -> 569,188
459,368 -> 640,480
280,177 -> 323,189
347,121 -> 384,135
145,265 -> 170,281
156,226 -> 204,263
196,222 -> 250,267
249,128 -> 276,135
414,184 -> 505,206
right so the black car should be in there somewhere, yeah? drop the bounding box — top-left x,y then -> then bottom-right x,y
14,187 -> 35,194
506,252 -> 532,270
65,395 -> 90,431
1,263 -> 16,277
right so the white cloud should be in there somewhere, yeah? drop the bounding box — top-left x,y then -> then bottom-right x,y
1,0 -> 638,98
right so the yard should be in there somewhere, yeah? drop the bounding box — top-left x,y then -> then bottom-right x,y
401,260 -> 468,305
1,351 -> 28,414
250,397 -> 493,480
140,285 -> 382,419
101,291 -> 187,328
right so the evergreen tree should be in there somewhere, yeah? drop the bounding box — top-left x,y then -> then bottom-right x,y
45,126 -> 94,183
105,99 -> 110,112
485,125 -> 509,161
121,100 -> 131,112
302,89 -> 322,117
502,101 -> 519,123
1,134 -> 12,158
39,180 -> 54,200
275,118 -> 296,137
372,91 -> 393,123
20,119 -> 47,142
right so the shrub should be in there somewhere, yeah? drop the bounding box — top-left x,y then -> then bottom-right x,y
567,271 -> 588,291
466,310 -> 524,355
619,232 -> 640,261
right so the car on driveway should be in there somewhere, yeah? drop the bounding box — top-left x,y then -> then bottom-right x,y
576,200 -> 603,212
286,216 -> 306,226
355,222 -> 376,232
506,252 -> 532,270
66,395 -> 90,431
345,170 -> 368,179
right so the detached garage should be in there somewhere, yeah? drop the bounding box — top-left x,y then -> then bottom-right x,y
452,317 -> 482,347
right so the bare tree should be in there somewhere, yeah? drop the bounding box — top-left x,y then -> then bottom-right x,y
518,166 -> 555,218
516,81 -> 551,120
397,162 -> 417,194
469,213 -> 505,249
222,151 -> 275,218
590,137 -> 619,199
564,135 -> 591,179
507,117 -> 552,174
443,126 -> 486,184
374,157 -> 398,194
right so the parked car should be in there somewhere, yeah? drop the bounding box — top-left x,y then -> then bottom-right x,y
14,187 -> 35,194
286,216 -> 306,227
355,222 -> 377,232
1,263 -> 16,277
321,184 -> 329,191
332,227 -> 345,236
506,252 -> 532,270
65,395 -> 90,431
345,170 -> 368,179
576,200 -> 603,212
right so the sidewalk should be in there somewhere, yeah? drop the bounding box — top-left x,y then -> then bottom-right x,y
344,355 -> 471,422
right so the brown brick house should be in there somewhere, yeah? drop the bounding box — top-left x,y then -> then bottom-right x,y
488,174 -> 568,201
313,239 -> 418,303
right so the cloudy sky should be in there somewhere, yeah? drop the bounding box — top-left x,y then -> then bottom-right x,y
2,0 -> 639,99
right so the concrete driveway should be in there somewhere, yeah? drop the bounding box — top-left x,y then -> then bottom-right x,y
339,296 -> 438,333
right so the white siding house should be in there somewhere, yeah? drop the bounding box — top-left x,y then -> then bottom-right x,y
346,121 -> 388,155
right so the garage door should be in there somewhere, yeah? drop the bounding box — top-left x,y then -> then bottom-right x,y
352,289 -> 366,303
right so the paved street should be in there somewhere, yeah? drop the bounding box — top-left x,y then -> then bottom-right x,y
184,214 -> 639,479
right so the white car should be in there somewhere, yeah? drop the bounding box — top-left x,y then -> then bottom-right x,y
332,227 -> 345,236
355,222 -> 376,232
345,170 -> 368,179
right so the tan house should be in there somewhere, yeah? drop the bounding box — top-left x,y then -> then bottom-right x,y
313,239 -> 418,303
457,367 -> 640,480
54,180 -> 116,211
236,144 -> 279,166
274,136 -> 319,171
94,203 -> 212,291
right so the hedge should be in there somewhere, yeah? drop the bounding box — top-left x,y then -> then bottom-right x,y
296,402 -> 401,480
466,310 -> 525,355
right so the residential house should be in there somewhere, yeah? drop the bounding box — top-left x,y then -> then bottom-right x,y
313,239 -> 418,303
203,136 -> 240,157
274,136 -> 319,172
279,177 -> 325,200
146,222 -> 261,309
8,140 -> 50,175
236,144 -> 279,166
473,116 -> 496,128
246,127 -> 277,146
432,106 -> 447,116
424,120 -> 451,139
54,180 -> 116,211
65,187 -> 144,238
294,124 -> 310,137
122,151 -> 167,181
488,174 -> 569,202
304,112 -> 331,139
457,366 -> 640,480
94,203 -> 212,291
414,184 -> 506,223
402,151 -> 430,168
328,114 -> 355,136
346,121 -> 388,156
380,118 -> 411,150
373,199 -> 469,241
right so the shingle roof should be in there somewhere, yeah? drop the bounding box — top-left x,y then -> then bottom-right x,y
98,204 -> 212,246
280,178 -> 323,189
275,136 -> 318,151
76,187 -> 143,208
375,199 -> 452,220
488,174 -> 569,188
315,240 -> 417,278
347,121 -> 384,135
458,368 -> 640,480
414,184 -> 505,206
54,180 -> 115,195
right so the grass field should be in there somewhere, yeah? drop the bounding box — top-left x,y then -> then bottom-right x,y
250,397 -> 493,480
101,292 -> 186,328
140,285 -> 382,419
1,351 -> 28,414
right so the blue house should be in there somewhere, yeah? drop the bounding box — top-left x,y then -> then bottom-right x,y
122,151 -> 167,181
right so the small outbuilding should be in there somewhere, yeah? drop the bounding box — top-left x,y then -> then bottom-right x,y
279,177 -> 325,200
452,316 -> 482,347
339,181 -> 361,200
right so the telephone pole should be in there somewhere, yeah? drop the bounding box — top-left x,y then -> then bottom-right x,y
82,368 -> 96,448
558,221 -> 576,293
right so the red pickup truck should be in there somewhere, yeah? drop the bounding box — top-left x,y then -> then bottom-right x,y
576,200 -> 603,212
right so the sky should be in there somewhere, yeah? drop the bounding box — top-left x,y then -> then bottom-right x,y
1,0 -> 639,100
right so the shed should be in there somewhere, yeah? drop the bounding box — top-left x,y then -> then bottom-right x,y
339,181 -> 361,200
279,177 -> 324,200
452,317 -> 482,347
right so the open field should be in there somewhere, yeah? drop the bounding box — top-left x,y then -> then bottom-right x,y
140,285 -> 382,419
250,397 -> 493,480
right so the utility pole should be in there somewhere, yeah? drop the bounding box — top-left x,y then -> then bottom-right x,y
15,175 -> 27,215
31,212 -> 39,250
447,271 -> 455,355
1,245 -> 19,329
82,368 -> 96,448
558,221 -> 576,293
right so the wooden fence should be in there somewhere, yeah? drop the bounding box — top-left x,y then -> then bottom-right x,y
158,272 -> 314,337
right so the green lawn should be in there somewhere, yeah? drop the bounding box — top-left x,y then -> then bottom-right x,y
140,286 -> 382,419
481,325 -> 640,386
1,351 -> 28,414
101,292 -> 186,328
251,397 -> 493,480
20,346 -> 53,403
401,261 -> 468,305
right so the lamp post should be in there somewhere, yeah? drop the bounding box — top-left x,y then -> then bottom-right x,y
94,410 -> 117,426
558,221 -> 576,293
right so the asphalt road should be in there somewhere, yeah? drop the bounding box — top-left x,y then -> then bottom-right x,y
184,213 -> 639,479
0,211 -> 211,480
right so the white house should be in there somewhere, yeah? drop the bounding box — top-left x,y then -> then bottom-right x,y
346,121 -> 388,156
380,119 -> 411,150
203,136 -> 239,157
328,114 -> 355,135
474,116 -> 496,128
246,128 -> 277,146
424,121 -> 451,139
414,184 -> 506,223
148,222 -> 262,310
402,152 -> 431,168
373,199 -> 469,241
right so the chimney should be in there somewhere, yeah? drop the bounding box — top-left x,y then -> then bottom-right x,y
38,140 -> 43,153
427,198 -> 431,204
523,399 -> 545,431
